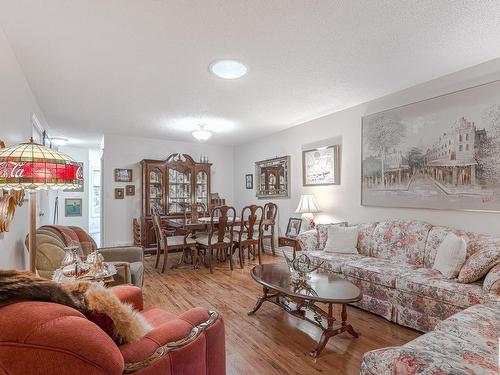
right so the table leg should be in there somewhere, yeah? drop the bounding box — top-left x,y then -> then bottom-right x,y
248,286 -> 269,315
310,303 -> 334,358
341,303 -> 359,338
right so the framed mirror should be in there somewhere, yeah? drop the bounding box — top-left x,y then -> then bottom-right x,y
255,156 -> 290,199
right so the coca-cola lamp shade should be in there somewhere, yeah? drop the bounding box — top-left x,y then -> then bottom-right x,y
0,141 -> 82,190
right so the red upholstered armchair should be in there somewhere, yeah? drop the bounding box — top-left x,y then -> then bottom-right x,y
0,285 -> 225,375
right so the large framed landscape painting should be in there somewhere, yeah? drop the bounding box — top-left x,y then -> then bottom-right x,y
361,80 -> 500,212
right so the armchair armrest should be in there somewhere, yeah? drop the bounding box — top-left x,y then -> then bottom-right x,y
100,246 -> 144,263
483,263 -> 500,300
296,229 -> 318,251
121,309 -> 223,374
110,285 -> 144,311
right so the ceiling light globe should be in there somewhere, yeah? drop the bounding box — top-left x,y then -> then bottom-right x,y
209,60 -> 248,79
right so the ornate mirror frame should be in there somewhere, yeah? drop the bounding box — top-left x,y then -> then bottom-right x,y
255,156 -> 290,199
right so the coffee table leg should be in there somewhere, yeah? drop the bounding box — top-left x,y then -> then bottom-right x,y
248,286 -> 269,315
341,303 -> 359,338
310,303 -> 334,358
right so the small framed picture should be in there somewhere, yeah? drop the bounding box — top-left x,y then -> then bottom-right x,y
126,185 -> 135,196
115,168 -> 132,182
65,198 -> 82,217
286,218 -> 302,238
115,188 -> 124,199
245,174 -> 253,189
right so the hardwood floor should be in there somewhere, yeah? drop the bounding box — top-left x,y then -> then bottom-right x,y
142,252 -> 420,375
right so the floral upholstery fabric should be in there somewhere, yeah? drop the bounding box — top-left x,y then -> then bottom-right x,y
345,276 -> 396,321
370,220 -> 432,266
296,229 -> 318,252
356,222 -> 378,256
343,257 -> 417,288
396,267 -> 482,308
457,245 -> 500,283
315,222 -> 347,250
361,303 -> 500,375
483,263 -> 500,295
306,251 -> 363,273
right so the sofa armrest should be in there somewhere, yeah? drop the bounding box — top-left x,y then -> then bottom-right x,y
100,246 -> 144,263
296,229 -> 318,251
120,308 -> 224,374
110,285 -> 144,311
483,263 -> 500,299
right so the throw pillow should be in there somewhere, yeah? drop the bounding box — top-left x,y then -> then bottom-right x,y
324,225 -> 359,254
483,263 -> 500,295
432,233 -> 467,279
458,248 -> 500,283
316,222 -> 348,250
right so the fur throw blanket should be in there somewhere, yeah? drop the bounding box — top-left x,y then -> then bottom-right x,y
0,270 -> 152,344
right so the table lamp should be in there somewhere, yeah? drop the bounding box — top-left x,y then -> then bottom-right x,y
295,194 -> 320,230
0,139 -> 83,272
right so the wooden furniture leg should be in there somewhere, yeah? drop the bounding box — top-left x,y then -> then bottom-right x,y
270,227 -> 276,256
208,247 -> 214,273
161,247 -> 168,273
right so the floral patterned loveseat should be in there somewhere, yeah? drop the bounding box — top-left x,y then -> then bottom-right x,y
297,220 -> 500,332
360,302 -> 499,374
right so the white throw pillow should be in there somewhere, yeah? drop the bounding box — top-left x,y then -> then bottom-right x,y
432,233 -> 467,279
324,225 -> 359,254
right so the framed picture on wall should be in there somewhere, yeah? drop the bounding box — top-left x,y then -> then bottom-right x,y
245,174 -> 253,189
65,198 -> 82,217
302,145 -> 341,186
115,168 -> 132,182
126,185 -> 135,196
115,188 -> 124,199
255,156 -> 290,198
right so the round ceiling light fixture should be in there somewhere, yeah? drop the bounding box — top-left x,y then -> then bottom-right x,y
209,59 -> 248,79
192,124 -> 212,142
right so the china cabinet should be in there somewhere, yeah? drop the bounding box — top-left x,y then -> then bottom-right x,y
140,153 -> 211,248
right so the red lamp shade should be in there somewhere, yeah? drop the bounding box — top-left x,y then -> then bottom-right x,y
0,140 -> 82,190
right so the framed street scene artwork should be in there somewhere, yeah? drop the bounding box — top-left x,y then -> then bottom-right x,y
65,198 -> 82,217
285,218 -> 302,238
302,145 -> 341,186
115,168 -> 132,182
245,174 -> 253,189
361,79 -> 500,212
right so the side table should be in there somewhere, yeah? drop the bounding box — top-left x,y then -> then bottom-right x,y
278,236 -> 301,259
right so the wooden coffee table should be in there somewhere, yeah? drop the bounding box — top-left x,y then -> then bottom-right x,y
248,262 -> 362,357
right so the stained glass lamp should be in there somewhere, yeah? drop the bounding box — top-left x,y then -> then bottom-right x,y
0,139 -> 83,272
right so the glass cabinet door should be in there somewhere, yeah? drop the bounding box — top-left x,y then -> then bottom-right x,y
195,171 -> 209,210
168,166 -> 192,214
149,168 -> 164,214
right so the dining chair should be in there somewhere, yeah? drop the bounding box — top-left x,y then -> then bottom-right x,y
233,204 -> 264,268
195,205 -> 236,273
152,212 -> 197,273
260,202 -> 278,255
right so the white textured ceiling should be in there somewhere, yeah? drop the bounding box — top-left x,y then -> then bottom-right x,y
1,0 -> 500,147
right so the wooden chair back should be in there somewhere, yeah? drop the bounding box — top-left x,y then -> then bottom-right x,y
152,212 -> 164,246
238,205 -> 264,242
262,202 -> 278,228
183,203 -> 207,223
208,205 -> 236,246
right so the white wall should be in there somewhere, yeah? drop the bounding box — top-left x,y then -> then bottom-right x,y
0,28 -> 49,268
102,134 -> 234,246
234,58 -> 500,237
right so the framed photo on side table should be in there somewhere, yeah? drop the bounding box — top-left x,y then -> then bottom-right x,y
285,217 -> 302,238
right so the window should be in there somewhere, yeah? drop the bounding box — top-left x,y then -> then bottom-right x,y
466,134 -> 469,141
459,145 -> 463,151
459,134 -> 463,142
466,144 -> 469,151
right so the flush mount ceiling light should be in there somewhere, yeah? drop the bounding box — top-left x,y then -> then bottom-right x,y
209,59 -> 248,79
50,137 -> 68,146
192,124 -> 212,142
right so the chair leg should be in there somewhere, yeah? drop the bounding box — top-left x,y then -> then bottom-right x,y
155,245 -> 161,268
192,246 -> 198,269
257,242 -> 262,265
238,244 -> 244,269
228,246 -> 234,271
271,229 -> 276,256
161,248 -> 168,273
209,247 -> 214,273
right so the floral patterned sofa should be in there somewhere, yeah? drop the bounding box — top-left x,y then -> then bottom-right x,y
360,302 -> 499,374
297,220 -> 500,332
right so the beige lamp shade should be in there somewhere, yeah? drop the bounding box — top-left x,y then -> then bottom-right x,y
295,194 -> 320,214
